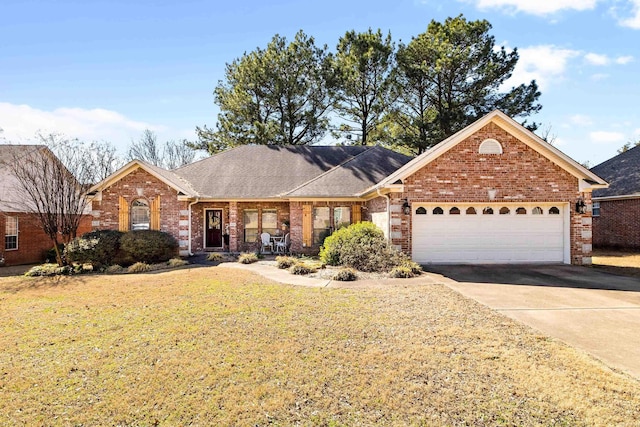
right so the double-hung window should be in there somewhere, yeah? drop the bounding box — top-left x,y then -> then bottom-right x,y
5,216 -> 18,250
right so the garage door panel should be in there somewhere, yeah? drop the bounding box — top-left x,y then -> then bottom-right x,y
412,204 -> 565,264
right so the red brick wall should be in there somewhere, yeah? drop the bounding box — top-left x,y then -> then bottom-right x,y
593,198 -> 640,249
1,212 -> 91,266
396,123 -> 592,265
92,168 -> 189,255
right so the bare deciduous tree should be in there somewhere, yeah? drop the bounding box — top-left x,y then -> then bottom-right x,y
127,129 -> 195,169
8,134 -> 122,265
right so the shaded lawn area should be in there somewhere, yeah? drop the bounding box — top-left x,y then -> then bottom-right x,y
1,267 -> 639,426
592,249 -> 640,278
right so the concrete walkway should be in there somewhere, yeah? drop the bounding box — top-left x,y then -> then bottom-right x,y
426,265 -> 640,380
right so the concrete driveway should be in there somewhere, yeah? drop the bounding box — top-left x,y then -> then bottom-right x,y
424,264 -> 640,380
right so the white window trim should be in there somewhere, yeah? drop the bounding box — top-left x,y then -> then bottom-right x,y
5,216 -> 18,251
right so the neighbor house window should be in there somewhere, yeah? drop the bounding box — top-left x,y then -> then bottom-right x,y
313,207 -> 331,245
244,209 -> 259,243
131,199 -> 150,230
592,201 -> 600,217
334,207 -> 351,229
5,216 -> 18,250
262,209 -> 278,236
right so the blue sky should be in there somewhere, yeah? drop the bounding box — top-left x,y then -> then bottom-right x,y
1,0 -> 639,166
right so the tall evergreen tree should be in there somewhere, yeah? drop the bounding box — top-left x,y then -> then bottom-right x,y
195,31 -> 334,154
332,29 -> 395,145
387,15 -> 541,154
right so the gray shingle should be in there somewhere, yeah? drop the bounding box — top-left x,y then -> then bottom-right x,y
174,145 -> 377,199
591,144 -> 640,198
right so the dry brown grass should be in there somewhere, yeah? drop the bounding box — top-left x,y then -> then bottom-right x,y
1,267 -> 639,426
592,249 -> 640,278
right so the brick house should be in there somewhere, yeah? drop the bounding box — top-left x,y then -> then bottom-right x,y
590,144 -> 640,249
0,145 -> 91,266
89,111 -> 607,265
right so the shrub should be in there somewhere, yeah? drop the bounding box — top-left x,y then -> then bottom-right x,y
64,230 -> 123,267
44,244 -> 65,264
238,252 -> 259,264
119,230 -> 178,265
127,262 -> 151,273
275,256 -> 297,269
206,252 -> 223,262
319,222 -> 402,272
332,267 -> 358,281
289,263 -> 316,275
25,263 -> 71,277
167,258 -> 188,268
389,266 -> 415,278
401,259 -> 423,275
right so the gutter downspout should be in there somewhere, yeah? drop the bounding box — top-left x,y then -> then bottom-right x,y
188,198 -> 199,256
376,187 -> 391,242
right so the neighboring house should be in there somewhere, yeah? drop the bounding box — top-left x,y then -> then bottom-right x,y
0,145 -> 92,266
590,144 -> 640,249
89,111 -> 607,265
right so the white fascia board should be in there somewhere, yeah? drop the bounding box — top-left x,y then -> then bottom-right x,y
592,193 -> 640,201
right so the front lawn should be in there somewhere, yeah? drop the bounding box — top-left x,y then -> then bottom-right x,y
1,267 -> 639,425
593,249 -> 640,278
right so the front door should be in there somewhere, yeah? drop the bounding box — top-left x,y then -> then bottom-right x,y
205,209 -> 223,248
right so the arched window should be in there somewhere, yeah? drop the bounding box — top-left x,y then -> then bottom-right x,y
516,207 -> 527,215
499,207 -> 510,215
449,207 -> 460,215
131,199 -> 150,230
483,207 -> 494,215
549,207 -> 560,215
479,138 -> 503,155
415,207 -> 427,215
433,207 -> 444,215
532,207 -> 543,215
466,207 -> 477,215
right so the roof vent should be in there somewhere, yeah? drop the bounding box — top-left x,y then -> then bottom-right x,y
479,138 -> 503,155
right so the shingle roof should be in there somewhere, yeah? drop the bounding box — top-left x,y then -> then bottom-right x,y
0,145 -> 46,211
591,144 -> 640,198
173,145 -> 410,199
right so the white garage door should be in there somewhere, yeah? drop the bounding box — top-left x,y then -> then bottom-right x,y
412,204 -> 567,264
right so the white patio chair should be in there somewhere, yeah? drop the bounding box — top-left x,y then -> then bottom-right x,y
275,233 -> 290,254
260,232 -> 274,253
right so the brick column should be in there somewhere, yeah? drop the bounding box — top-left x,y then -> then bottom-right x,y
229,201 -> 238,252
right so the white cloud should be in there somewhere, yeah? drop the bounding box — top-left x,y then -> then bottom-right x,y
616,55 -> 634,64
570,114 -> 594,126
506,45 -> 580,90
589,130 -> 626,144
584,52 -> 610,65
468,0 -> 599,15
617,0 -> 640,28
0,102 -> 162,153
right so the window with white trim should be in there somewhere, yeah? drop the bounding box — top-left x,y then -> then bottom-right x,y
5,216 -> 18,250
592,201 -> 600,217
262,209 -> 278,236
313,207 -> 331,245
334,207 -> 351,230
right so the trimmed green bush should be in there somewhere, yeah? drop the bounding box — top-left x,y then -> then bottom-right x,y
389,266 -> 415,278
238,252 -> 259,264
127,262 -> 151,273
275,256 -> 297,269
401,259 -> 423,275
289,263 -> 316,275
119,230 -> 178,265
65,230 -> 123,267
332,267 -> 358,281
319,222 -> 403,272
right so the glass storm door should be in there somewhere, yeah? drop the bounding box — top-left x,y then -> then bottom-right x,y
205,209 -> 223,248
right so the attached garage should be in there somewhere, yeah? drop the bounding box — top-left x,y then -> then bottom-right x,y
412,203 -> 570,264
